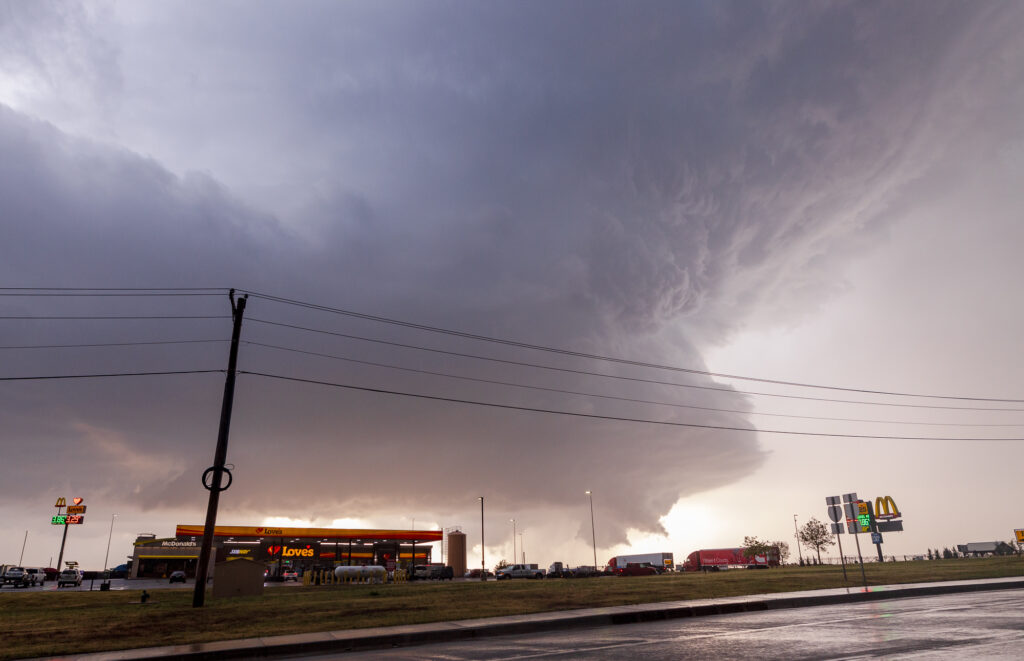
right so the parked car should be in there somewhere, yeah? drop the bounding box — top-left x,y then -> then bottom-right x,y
429,565 -> 454,580
57,569 -> 83,587
615,563 -> 661,576
282,569 -> 299,582
168,571 -> 187,584
463,568 -> 494,579
568,565 -> 601,578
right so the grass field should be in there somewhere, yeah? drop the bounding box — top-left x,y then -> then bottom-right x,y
2,557 -> 1023,660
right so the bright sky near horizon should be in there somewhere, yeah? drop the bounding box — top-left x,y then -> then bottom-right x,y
2,1 -> 1023,571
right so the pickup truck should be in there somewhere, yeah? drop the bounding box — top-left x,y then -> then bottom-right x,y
496,564 -> 545,580
1,566 -> 36,588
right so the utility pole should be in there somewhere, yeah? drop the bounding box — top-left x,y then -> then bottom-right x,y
193,289 -> 247,608
586,490 -> 597,569
478,497 -> 485,581
19,531 -> 27,565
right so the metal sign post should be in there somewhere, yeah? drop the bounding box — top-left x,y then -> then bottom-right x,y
825,496 -> 848,581
843,493 -> 868,588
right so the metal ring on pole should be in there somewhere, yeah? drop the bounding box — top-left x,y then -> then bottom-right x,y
202,466 -> 233,492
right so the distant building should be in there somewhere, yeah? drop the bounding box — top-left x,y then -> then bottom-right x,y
956,541 -> 1015,556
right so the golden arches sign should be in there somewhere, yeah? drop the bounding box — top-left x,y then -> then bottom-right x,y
873,496 -> 900,519
55,497 -> 66,508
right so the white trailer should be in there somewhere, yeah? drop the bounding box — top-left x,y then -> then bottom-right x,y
606,552 -> 674,571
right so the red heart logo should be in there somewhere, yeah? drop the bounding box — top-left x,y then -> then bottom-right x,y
256,527 -> 264,533
73,498 -> 83,505
268,545 -> 281,556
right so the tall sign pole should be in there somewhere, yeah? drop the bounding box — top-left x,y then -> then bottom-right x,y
843,493 -> 868,588
193,290 -> 247,608
52,497 -> 85,570
825,496 -> 848,581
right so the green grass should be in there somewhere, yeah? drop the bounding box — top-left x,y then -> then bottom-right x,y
2,557 -> 1023,660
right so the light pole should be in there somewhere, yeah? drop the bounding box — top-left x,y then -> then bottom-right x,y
793,515 -> 803,566
509,519 -> 516,565
519,532 -> 525,564
586,491 -> 597,569
104,513 -> 118,571
19,531 -> 28,565
478,497 -> 485,581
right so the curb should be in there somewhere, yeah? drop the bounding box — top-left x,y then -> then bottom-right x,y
54,578 -> 1024,660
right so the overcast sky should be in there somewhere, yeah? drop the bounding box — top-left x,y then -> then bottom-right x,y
2,1 -> 1023,570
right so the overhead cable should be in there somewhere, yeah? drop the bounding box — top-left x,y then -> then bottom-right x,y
0,369 -> 224,381
238,370 -> 1024,442
241,290 -> 1023,403
245,340 -> 1024,427
246,318 -> 1024,412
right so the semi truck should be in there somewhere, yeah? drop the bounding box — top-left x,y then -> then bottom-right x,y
605,553 -> 674,572
681,548 -> 780,571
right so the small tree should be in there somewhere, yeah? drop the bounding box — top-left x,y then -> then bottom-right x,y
927,549 -> 933,560
741,536 -> 775,561
799,517 -> 835,565
494,559 -> 509,571
772,541 -> 791,565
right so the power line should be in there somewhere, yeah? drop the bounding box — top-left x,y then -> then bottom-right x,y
0,319 -> 230,323
0,287 -> 225,292
238,370 -> 1024,442
0,340 -> 225,350
241,289 -> 1023,403
246,317 -> 1024,412
0,369 -> 224,381
0,292 -> 224,297
245,340 -> 1024,428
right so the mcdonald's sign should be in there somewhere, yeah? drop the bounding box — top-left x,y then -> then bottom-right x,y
55,497 -> 66,508
874,496 -> 901,520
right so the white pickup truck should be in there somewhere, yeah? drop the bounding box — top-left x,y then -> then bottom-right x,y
495,564 -> 545,580
1,566 -> 38,588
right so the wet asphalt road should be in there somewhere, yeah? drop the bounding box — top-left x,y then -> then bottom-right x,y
301,589 -> 1024,660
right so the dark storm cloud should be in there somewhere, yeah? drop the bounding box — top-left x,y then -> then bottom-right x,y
2,1 -> 1022,547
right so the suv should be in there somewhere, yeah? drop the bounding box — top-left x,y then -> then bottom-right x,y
58,569 -> 83,587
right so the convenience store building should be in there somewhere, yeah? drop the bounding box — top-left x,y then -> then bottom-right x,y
130,525 -> 441,579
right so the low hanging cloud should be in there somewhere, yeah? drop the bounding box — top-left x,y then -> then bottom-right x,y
2,1 -> 1023,552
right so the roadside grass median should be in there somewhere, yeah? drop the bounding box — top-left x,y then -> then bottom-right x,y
2,556 -> 1022,660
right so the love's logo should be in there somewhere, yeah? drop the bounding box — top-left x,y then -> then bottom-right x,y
73,497 -> 83,505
